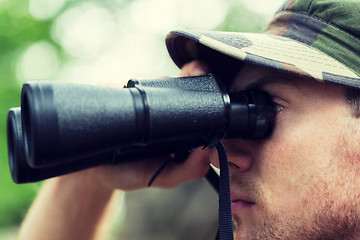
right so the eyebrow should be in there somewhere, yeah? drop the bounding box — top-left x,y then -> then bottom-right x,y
244,75 -> 301,91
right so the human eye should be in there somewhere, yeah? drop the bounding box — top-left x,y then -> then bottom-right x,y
274,102 -> 284,113
271,96 -> 286,114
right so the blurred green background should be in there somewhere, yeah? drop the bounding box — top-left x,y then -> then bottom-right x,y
0,0 -> 281,239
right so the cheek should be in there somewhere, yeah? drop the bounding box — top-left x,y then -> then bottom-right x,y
255,113 -> 344,211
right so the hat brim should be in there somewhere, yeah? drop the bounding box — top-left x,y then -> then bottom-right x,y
166,30 -> 360,88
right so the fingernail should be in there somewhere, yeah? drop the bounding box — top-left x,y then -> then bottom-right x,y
193,66 -> 209,76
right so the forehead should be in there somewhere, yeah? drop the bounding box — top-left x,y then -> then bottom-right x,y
230,63 -> 314,91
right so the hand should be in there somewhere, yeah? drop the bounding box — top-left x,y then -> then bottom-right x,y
95,60 -> 212,191
17,60 -> 213,240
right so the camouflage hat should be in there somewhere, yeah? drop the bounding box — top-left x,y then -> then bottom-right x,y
166,0 -> 360,89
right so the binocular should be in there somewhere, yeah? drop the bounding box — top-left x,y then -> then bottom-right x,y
7,74 -> 275,184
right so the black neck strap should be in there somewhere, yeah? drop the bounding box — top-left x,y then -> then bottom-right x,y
148,140 -> 234,239
214,141 -> 233,240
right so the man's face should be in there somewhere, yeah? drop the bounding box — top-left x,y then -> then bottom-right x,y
210,64 -> 360,239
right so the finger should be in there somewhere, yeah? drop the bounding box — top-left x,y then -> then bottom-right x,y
97,156 -> 172,191
179,60 -> 210,77
98,147 -> 211,190
150,147 -> 211,188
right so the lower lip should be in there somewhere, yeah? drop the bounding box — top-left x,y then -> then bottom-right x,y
232,200 -> 255,212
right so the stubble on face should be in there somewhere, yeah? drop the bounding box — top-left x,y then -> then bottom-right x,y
232,126 -> 360,240
228,63 -> 360,239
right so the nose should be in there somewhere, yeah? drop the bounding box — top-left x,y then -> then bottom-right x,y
209,139 -> 253,172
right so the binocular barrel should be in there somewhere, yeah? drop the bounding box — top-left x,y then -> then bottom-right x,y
8,108 -> 205,183
8,108 -> 114,183
8,74 -> 275,183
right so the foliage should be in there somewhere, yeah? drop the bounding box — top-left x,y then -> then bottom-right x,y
0,0 -> 268,230
0,0 -> 52,228
0,0 -> 134,228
